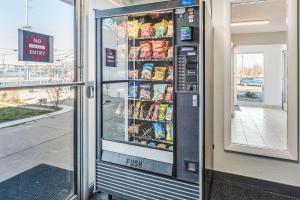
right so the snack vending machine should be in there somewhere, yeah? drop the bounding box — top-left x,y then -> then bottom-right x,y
95,1 -> 214,199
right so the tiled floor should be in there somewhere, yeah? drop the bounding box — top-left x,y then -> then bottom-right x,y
231,106 -> 287,150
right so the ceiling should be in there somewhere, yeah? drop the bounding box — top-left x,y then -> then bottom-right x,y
58,0 -> 74,6
231,0 -> 287,34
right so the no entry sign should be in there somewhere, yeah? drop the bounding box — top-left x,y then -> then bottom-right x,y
18,29 -> 54,63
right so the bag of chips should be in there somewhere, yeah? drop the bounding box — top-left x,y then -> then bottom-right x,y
140,23 -> 154,38
140,140 -> 148,145
140,123 -> 155,139
128,20 -> 141,38
165,66 -> 174,81
165,105 -> 173,121
166,123 -> 174,142
152,67 -> 167,80
148,142 -> 156,148
128,69 -> 139,79
117,21 -> 127,39
154,20 -> 168,37
165,85 -> 173,101
153,122 -> 166,140
167,47 -> 173,59
139,84 -> 152,100
152,40 -> 168,59
151,103 -> 160,121
128,124 -> 141,136
168,145 -> 173,151
159,104 -> 168,121
157,143 -> 167,149
146,103 -> 157,120
152,84 -> 167,100
128,101 -> 135,117
139,41 -> 152,59
167,21 -> 174,36
128,82 -> 139,98
141,63 -> 154,80
129,47 -> 140,60
133,101 -> 142,119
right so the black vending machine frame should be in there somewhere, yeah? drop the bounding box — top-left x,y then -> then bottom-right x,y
95,1 -> 212,200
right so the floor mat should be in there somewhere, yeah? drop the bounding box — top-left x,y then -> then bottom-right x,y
0,164 -> 74,200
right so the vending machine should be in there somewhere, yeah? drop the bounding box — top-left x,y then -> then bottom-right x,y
95,1 -> 213,199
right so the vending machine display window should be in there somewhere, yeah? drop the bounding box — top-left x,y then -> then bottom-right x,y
101,11 -> 175,152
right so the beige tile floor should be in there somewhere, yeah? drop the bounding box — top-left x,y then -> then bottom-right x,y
231,106 -> 287,150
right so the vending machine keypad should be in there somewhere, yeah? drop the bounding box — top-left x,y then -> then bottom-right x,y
176,46 -> 199,93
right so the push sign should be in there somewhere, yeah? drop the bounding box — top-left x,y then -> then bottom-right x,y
18,29 -> 54,63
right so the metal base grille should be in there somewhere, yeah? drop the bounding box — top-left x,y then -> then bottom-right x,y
96,161 -> 200,200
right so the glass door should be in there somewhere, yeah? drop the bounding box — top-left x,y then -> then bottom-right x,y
100,10 -> 175,173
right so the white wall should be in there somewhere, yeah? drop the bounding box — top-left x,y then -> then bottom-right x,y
212,0 -> 300,187
232,32 -> 287,46
235,45 -> 285,107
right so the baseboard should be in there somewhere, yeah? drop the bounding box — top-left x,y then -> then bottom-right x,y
212,170 -> 300,198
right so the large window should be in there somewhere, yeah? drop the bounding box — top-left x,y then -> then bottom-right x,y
0,0 -> 81,199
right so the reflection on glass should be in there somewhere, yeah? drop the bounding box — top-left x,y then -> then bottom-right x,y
0,87 -> 75,199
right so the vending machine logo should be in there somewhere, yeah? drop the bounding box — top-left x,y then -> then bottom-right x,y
18,29 -> 54,63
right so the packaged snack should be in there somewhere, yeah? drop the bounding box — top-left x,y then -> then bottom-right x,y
128,69 -> 139,79
168,145 -> 174,151
151,103 -> 160,121
165,105 -> 173,121
140,23 -> 154,38
128,20 -> 141,38
140,124 -> 155,139
152,84 -> 167,100
140,140 -> 148,145
133,101 -> 142,118
167,47 -> 173,59
166,123 -> 174,142
152,67 -> 167,81
152,40 -> 168,59
158,104 -> 168,121
139,41 -> 152,59
148,142 -> 156,148
146,103 -> 157,120
128,82 -> 139,98
167,21 -> 174,36
117,21 -> 127,39
141,63 -> 154,80
157,143 -> 167,149
128,124 -> 141,136
154,20 -> 168,37
139,84 -> 152,100
129,47 -> 140,60
128,101 -> 135,117
153,122 -> 166,140
165,66 -> 174,81
165,86 -> 173,101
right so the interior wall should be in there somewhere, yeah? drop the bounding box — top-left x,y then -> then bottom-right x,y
212,0 -> 300,187
232,32 -> 287,46
235,45 -> 284,107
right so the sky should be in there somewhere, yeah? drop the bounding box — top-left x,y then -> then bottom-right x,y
0,0 -> 74,65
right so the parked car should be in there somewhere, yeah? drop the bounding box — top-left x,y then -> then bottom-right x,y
240,77 -> 264,87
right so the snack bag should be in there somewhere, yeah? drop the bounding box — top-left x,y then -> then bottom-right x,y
153,122 -> 166,140
165,105 -> 173,121
129,47 -> 140,60
141,63 -> 154,80
168,145 -> 174,151
146,103 -> 157,120
128,69 -> 139,79
167,47 -> 173,59
157,143 -> 167,149
139,41 -> 152,59
152,40 -> 168,59
151,103 -> 160,121
159,104 -> 168,121
166,123 -> 174,142
128,82 -> 139,98
140,23 -> 154,38
152,84 -> 167,100
165,66 -> 174,81
140,140 -> 148,145
154,20 -> 168,37
128,20 -> 141,38
165,86 -> 173,101
148,142 -> 156,148
140,123 -> 155,139
139,84 -> 152,100
152,67 -> 167,80
128,101 -> 135,117
117,21 -> 127,39
167,21 -> 174,36
133,101 -> 142,118
128,124 -> 141,136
